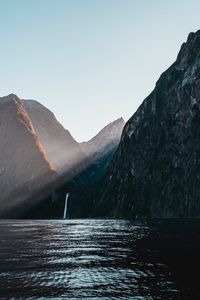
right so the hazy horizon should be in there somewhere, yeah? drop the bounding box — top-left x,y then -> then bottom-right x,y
1,0 -> 200,141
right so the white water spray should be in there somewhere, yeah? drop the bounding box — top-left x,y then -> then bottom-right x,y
63,193 -> 70,219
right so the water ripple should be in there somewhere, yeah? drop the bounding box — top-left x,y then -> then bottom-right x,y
0,219 -> 183,299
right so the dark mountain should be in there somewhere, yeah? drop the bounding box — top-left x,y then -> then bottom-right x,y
0,94 -> 57,218
72,30 -> 200,218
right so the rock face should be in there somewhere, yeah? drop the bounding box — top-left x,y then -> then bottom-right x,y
83,30 -> 200,218
0,94 -> 57,217
24,100 -> 86,177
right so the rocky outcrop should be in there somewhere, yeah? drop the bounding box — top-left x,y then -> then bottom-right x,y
78,30 -> 200,218
0,94 -> 57,217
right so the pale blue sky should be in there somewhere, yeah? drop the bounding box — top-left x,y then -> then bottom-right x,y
0,0 -> 200,141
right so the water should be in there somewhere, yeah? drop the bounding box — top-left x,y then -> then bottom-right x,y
0,219 -> 199,299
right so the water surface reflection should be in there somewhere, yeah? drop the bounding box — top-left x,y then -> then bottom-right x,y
0,219 -> 199,299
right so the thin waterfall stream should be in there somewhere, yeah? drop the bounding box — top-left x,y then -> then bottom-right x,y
63,193 -> 70,219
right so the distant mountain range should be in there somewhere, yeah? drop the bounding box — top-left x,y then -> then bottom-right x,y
0,94 -> 124,218
81,117 -> 124,161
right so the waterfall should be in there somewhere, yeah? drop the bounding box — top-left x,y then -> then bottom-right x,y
63,193 -> 70,219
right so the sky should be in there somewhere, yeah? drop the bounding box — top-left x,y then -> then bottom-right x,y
0,0 -> 200,141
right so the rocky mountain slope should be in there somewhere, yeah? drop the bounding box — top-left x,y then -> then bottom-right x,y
81,118 -> 124,160
0,94 -> 57,217
75,30 -> 200,218
24,99 -> 86,177
22,117 -> 124,219
77,118 -> 125,183
0,94 -> 89,218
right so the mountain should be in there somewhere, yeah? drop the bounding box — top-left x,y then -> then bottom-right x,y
23,117 -> 125,219
24,99 -> 86,177
73,30 -> 200,218
0,94 -> 89,218
81,118 -> 124,160
0,94 -> 57,217
67,118 -> 124,218
77,118 -> 125,183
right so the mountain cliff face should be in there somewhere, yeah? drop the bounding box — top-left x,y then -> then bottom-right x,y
81,30 -> 200,218
0,94 -> 57,217
24,100 -> 86,177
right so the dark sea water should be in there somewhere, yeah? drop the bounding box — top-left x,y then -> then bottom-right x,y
0,219 -> 200,300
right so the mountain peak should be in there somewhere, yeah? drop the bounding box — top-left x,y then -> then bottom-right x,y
86,117 -> 125,145
0,94 -> 20,103
5,93 -> 19,99
112,117 -> 125,126
186,29 -> 200,43
176,29 -> 200,71
81,117 -> 124,163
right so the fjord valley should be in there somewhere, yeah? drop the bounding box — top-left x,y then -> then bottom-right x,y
2,0 -> 200,298
1,28 -> 200,300
1,31 -> 200,219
